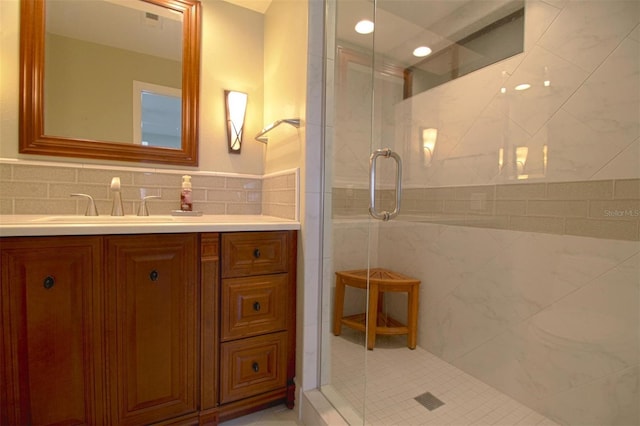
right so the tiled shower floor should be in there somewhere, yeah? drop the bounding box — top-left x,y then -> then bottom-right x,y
326,329 -> 562,426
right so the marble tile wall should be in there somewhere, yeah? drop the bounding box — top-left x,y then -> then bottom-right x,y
0,159 -> 298,219
330,218 -> 639,425
333,1 -> 639,189
376,221 -> 639,426
400,2 -> 638,189
327,1 -> 639,425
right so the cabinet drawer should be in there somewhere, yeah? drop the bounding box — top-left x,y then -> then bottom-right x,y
221,274 -> 288,341
222,232 -> 288,278
219,332 -> 287,404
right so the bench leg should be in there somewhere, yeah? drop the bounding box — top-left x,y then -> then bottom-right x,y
367,283 -> 379,350
333,275 -> 346,336
407,285 -> 419,349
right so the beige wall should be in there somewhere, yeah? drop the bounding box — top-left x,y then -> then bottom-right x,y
261,0 -> 309,397
199,0 -> 265,174
0,0 -> 271,175
263,0 -> 307,175
0,1 -> 21,159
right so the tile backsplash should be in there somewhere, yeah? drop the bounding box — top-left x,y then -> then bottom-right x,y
0,160 -> 298,220
262,172 -> 299,221
333,178 -> 640,241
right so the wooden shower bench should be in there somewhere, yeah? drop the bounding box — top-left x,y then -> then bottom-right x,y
333,268 -> 420,350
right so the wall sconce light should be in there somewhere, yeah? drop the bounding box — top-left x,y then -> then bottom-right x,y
516,146 -> 529,179
421,127 -> 437,165
225,90 -> 248,154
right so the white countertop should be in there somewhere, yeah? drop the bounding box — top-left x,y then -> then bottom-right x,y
0,214 -> 300,237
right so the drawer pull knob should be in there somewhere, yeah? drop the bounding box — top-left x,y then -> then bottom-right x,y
43,276 -> 55,289
252,362 -> 259,373
149,270 -> 159,281
253,301 -> 261,311
253,248 -> 261,259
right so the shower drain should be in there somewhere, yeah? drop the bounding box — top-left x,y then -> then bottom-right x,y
414,391 -> 445,411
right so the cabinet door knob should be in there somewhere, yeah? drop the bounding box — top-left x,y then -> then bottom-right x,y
253,301 -> 261,312
149,270 -> 159,281
252,362 -> 259,373
253,248 -> 261,259
43,276 -> 55,289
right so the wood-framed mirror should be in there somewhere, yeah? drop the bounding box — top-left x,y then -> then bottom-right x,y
19,0 -> 201,166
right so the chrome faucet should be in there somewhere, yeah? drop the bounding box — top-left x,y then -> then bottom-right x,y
71,193 -> 99,216
110,177 -> 124,216
137,195 -> 160,216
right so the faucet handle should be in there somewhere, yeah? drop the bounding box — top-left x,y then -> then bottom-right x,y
71,193 -> 99,216
137,195 -> 161,216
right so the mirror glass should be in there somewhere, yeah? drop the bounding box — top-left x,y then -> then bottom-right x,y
44,0 -> 182,146
20,0 -> 201,166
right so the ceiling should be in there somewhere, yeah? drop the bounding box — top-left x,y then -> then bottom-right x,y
221,0 -> 272,14
222,0 -> 523,70
47,0 -> 521,73
335,0 -> 523,69
46,0 -> 183,61
46,0 -> 274,62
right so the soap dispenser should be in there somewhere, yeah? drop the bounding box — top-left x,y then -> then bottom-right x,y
180,175 -> 192,211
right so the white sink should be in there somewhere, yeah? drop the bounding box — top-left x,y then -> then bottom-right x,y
32,215 -> 175,224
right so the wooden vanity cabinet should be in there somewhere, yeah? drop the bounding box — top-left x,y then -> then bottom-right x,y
0,230 -> 297,426
0,236 -> 106,425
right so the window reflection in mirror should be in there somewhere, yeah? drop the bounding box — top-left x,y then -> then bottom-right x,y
140,91 -> 182,149
133,81 -> 182,149
44,0 -> 183,146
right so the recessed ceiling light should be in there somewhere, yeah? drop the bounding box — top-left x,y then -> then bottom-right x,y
515,83 -> 531,91
413,46 -> 432,57
355,20 -> 374,34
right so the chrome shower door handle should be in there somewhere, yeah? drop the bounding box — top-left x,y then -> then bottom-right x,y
369,148 -> 402,221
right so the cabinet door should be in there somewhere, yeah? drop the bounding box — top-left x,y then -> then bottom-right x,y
219,332 -> 288,404
0,236 -> 105,425
222,232 -> 289,278
221,274 -> 288,341
105,234 -> 198,425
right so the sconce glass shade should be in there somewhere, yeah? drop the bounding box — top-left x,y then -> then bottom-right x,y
225,90 -> 248,154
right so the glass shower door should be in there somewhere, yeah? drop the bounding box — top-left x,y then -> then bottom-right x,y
321,1 -> 375,422
323,0 -> 409,423
325,0 -> 530,424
